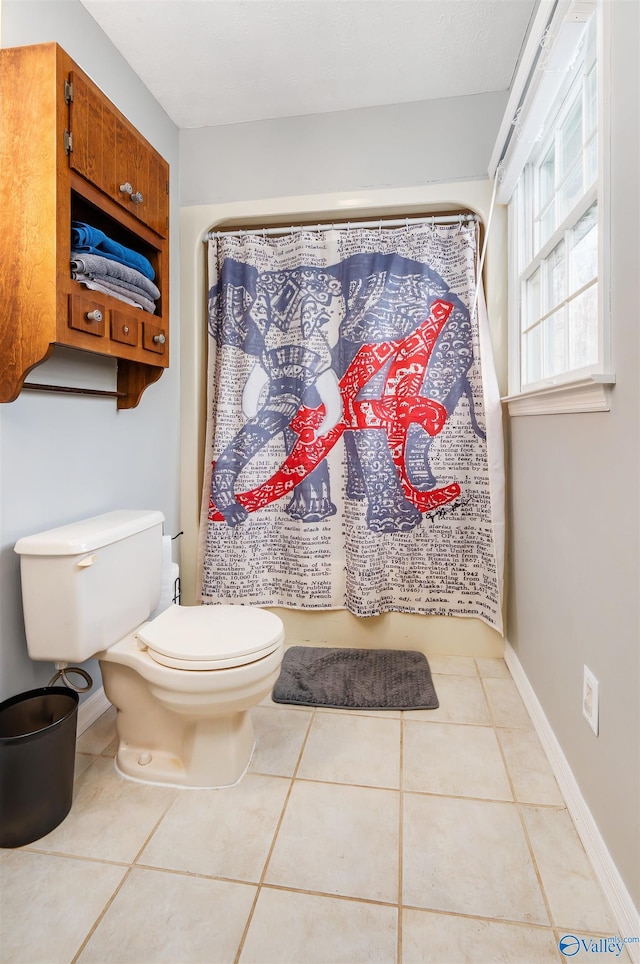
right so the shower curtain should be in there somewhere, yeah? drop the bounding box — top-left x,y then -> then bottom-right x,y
198,221 -> 504,632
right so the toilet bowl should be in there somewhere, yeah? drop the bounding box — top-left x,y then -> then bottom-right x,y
14,510 -> 285,789
100,604 -> 285,788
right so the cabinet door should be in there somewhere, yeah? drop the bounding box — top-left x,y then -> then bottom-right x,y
113,120 -> 169,237
114,118 -> 147,216
146,153 -> 170,239
68,70 -> 116,198
68,70 -> 168,238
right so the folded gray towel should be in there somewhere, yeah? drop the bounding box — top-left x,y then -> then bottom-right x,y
88,277 -> 156,313
70,252 -> 161,301
76,277 -> 157,314
91,273 -> 160,304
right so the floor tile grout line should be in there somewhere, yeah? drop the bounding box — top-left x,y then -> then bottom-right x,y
480,669 -> 565,935
130,788 -> 182,867
273,772 -> 401,792
401,901 -> 563,930
509,751 -> 614,938
61,755 -> 182,960
70,864 -> 135,963
67,784 -> 185,959
232,706 -> 317,964
130,864 -> 259,887
403,704 -> 516,804
232,884 -> 261,964
484,671 -> 558,934
476,668 -> 499,731
480,673 -> 535,731
19,846 -> 131,869
257,880 -> 401,909
551,923 -> 633,939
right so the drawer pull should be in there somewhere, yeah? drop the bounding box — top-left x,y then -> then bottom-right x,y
86,309 -> 103,322
123,325 -> 129,334
119,181 -> 133,195
153,333 -> 166,345
131,191 -> 144,204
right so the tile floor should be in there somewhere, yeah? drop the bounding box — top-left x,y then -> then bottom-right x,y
0,655 -> 625,964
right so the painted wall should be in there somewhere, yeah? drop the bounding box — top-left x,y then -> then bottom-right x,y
180,91 -> 508,207
507,1 -> 639,909
179,92 -> 509,660
0,1 -> 181,701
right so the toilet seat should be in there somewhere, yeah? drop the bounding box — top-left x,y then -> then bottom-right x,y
136,604 -> 284,671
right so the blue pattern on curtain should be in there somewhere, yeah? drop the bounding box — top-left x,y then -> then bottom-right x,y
199,223 -> 504,631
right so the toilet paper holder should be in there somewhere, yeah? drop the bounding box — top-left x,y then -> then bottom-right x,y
171,530 -> 182,605
172,573 -> 181,605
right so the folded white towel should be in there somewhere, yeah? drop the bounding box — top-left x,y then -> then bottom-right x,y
77,275 -> 157,314
76,278 -> 155,313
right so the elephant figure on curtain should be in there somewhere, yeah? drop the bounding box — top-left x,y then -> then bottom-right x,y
207,253 -> 485,532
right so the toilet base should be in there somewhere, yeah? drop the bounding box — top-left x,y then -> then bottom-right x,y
98,646 -> 283,789
113,749 -> 253,790
112,707 -> 256,789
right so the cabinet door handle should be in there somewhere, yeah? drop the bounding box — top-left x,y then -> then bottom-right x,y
153,333 -> 166,345
119,182 -> 133,195
131,191 -> 144,204
86,309 -> 103,322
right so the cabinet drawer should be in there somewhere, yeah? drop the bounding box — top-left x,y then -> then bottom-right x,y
69,293 -> 106,337
142,322 -> 168,355
111,311 -> 139,347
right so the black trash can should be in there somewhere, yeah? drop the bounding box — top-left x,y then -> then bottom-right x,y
0,686 -> 79,848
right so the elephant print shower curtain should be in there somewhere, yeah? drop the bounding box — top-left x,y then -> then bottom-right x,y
198,222 -> 504,631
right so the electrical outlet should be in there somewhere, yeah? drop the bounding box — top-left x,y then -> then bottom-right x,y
582,666 -> 599,735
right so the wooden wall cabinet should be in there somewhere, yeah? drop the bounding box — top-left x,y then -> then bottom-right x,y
0,42 -> 170,409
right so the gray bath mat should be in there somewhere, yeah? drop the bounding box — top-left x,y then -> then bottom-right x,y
272,646 -> 439,710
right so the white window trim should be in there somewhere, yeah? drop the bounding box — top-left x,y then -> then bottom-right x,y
503,372 -> 615,416
491,0 -> 614,416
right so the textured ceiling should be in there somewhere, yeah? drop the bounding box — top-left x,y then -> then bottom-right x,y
80,0 -> 536,130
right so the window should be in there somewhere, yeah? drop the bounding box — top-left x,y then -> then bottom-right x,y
492,1 -> 614,414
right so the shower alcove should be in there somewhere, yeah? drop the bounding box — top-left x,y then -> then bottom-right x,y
180,181 -> 507,659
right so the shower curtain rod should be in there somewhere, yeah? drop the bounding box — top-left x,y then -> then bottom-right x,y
205,212 -> 479,241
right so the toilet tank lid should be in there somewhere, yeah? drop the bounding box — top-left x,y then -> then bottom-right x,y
14,510 -> 165,556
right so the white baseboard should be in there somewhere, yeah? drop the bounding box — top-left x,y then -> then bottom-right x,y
504,642 -> 640,958
77,685 -> 111,737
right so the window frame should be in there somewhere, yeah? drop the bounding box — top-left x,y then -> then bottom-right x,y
500,0 -> 614,416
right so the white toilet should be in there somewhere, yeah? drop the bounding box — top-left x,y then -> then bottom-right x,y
14,510 -> 285,789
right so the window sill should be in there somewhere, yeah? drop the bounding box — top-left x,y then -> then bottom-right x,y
502,374 -> 616,416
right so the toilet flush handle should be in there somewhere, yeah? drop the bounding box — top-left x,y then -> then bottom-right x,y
76,554 -> 97,569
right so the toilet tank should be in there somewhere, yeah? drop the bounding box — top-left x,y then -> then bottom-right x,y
14,510 -> 165,663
